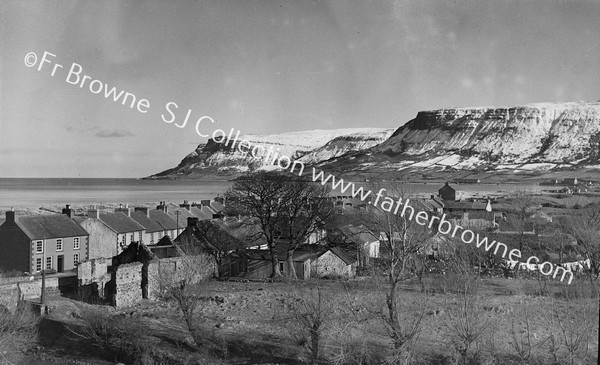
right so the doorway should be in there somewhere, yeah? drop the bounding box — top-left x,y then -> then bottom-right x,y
57,255 -> 64,273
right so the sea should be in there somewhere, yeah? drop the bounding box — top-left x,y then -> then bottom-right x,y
0,178 -> 233,209
0,177 -> 545,210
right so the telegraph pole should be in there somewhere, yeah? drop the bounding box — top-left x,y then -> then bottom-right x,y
40,239 -> 45,305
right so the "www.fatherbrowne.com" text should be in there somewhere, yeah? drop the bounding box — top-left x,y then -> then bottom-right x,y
24,50 -> 575,284
208,127 -> 575,285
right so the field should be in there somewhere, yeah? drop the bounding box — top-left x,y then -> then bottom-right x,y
28,274 -> 599,365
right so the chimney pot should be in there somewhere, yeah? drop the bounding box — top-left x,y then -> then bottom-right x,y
187,217 -> 199,227
5,210 -> 15,224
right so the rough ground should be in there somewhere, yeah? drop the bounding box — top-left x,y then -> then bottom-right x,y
23,275 -> 599,365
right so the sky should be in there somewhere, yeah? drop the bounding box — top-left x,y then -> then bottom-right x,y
1,0 -> 600,178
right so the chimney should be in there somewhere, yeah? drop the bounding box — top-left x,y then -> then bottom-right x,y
179,201 -> 192,211
5,209 -> 15,224
87,207 -> 99,219
200,199 -> 211,207
187,217 -> 199,227
62,204 -> 72,219
115,206 -> 131,217
156,201 -> 168,213
135,207 -> 150,217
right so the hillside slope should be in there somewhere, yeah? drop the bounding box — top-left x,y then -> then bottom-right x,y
149,128 -> 391,178
319,101 -> 600,177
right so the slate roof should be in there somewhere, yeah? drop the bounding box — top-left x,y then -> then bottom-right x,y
149,210 -> 178,230
167,208 -> 197,229
327,246 -> 356,265
444,201 -> 489,211
99,213 -> 145,234
338,225 -> 379,245
130,211 -> 163,233
210,201 -> 225,213
15,214 -> 89,240
190,206 -> 213,221
246,247 -> 320,262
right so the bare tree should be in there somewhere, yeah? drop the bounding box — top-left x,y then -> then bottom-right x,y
288,284 -> 335,364
225,171 -> 294,277
277,181 -> 332,279
176,219 -> 247,278
225,172 -> 332,279
564,205 -> 600,294
156,253 -> 212,348
360,182 -> 431,350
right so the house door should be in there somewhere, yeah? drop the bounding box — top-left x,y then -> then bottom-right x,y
57,255 -> 64,273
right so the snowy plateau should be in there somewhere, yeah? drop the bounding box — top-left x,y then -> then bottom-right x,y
151,100 -> 600,181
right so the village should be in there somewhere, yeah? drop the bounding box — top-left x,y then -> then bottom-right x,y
0,179 -> 595,306
0,177 -> 598,364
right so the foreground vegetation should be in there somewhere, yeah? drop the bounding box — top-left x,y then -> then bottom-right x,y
22,275 -> 595,365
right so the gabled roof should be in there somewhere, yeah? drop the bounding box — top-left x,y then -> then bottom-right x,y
99,213 -> 145,234
130,211 -> 163,233
149,210 -> 178,230
327,246 -> 356,265
15,214 -> 89,240
167,208 -> 196,229
338,225 -> 378,245
444,201 -> 488,211
210,201 -> 225,213
190,206 -> 213,221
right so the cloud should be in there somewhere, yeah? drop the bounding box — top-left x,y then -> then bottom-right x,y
94,128 -> 135,138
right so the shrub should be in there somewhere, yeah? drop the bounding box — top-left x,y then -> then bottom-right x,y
66,309 -> 154,364
0,303 -> 40,364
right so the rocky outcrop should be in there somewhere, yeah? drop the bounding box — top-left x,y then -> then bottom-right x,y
299,128 -> 394,165
150,128 -> 392,178
321,101 -> 600,173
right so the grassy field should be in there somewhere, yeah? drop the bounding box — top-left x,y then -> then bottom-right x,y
32,274 -> 599,365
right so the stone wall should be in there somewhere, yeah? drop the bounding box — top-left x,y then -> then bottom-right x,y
17,277 -> 59,300
114,262 -> 143,308
311,251 -> 355,278
147,254 -> 216,301
109,254 -> 216,308
77,258 -> 111,302
0,283 -> 19,312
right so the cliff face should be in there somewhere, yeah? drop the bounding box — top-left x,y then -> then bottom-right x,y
321,101 -> 600,173
152,100 -> 600,180
150,128 -> 391,178
298,128 -> 394,165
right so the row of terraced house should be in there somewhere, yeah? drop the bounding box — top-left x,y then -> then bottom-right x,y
0,200 -> 225,276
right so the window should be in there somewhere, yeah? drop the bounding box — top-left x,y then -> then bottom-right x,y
278,261 -> 285,273
36,258 -> 42,272
73,253 -> 80,266
73,237 -> 80,250
56,238 -> 63,251
46,256 -> 52,270
130,233 -> 134,243
35,240 -> 43,253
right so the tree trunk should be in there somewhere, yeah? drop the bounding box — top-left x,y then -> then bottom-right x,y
269,244 -> 282,277
286,250 -> 297,280
386,280 -> 403,349
310,324 -> 320,364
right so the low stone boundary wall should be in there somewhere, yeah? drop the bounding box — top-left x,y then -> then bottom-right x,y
78,254 -> 216,308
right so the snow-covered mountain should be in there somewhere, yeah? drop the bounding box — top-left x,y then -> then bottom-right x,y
319,101 -> 600,174
298,128 -> 394,165
150,128 -> 391,178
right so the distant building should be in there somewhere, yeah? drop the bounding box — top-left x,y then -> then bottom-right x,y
330,225 -> 380,267
439,182 -> 457,201
128,207 -> 179,245
234,246 -> 356,280
454,178 -> 481,184
0,208 -> 89,274
78,208 -> 145,259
